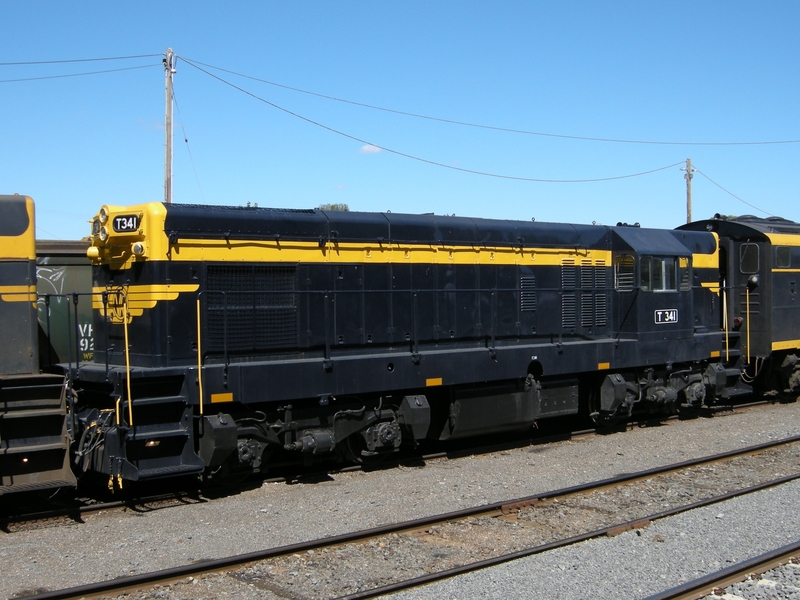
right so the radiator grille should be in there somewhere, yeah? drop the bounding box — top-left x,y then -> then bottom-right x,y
580,260 -> 593,327
561,294 -> 577,329
206,265 -> 297,353
594,260 -> 607,327
520,276 -> 537,312
561,260 -> 576,329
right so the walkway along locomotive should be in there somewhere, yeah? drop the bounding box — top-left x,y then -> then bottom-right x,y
2,196 -> 799,493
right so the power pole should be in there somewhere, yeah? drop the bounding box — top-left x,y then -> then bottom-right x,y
681,158 -> 696,224
163,48 -> 176,204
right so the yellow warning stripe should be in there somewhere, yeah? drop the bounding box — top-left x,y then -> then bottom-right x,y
91,284 -> 200,322
0,284 -> 37,302
773,339 -> 800,352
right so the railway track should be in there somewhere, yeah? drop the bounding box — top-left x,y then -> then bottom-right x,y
2,401 -> 769,530
17,433 -> 800,600
645,542 -> 800,600
0,433 -> 560,530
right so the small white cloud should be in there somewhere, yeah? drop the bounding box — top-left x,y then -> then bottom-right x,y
359,144 -> 381,154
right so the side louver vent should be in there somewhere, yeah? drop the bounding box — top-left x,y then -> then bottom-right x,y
561,260 -> 576,330
520,276 -> 537,312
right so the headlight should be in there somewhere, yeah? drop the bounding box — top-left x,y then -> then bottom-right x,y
92,219 -> 100,235
99,206 -> 109,224
99,226 -> 108,242
132,242 -> 145,256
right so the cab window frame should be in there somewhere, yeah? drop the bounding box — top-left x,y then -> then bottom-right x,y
639,255 -> 681,293
776,246 -> 791,269
740,243 -> 759,274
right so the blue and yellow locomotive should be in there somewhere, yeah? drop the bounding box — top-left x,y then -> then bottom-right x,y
1,197 -> 799,494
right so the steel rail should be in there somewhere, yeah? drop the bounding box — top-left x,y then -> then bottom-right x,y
643,541 -> 800,600
337,473 -> 800,599
17,434 -> 800,600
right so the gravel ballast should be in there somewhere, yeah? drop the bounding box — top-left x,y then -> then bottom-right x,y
385,479 -> 800,600
2,402 -> 800,599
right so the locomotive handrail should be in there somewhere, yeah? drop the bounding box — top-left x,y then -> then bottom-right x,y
36,290 -> 96,377
43,294 -> 53,366
196,298 -> 204,415
196,291 -> 231,405
196,290 -> 241,409
122,293 -> 134,427
722,281 -> 729,361
746,287 -> 751,364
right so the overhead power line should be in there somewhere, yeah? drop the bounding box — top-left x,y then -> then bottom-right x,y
0,54 -> 163,66
180,57 -> 684,184
180,56 -> 800,147
694,168 -> 775,217
0,64 -> 159,84
172,87 -> 207,203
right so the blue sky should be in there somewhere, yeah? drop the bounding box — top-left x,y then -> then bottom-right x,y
2,2 -> 798,240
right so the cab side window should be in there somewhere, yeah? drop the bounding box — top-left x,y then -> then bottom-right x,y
640,256 -> 679,292
776,246 -> 791,268
740,244 -> 759,274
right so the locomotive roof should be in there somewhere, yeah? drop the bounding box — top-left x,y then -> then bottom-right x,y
678,214 -> 800,240
611,225 -> 693,257
161,203 -> 613,249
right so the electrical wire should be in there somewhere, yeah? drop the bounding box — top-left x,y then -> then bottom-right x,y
172,88 -> 207,203
0,54 -> 163,66
180,57 -> 684,184
0,64 -> 159,84
180,56 -> 800,147
694,169 -> 775,217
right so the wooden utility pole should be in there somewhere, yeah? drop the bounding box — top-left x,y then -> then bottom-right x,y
164,48 -> 176,204
681,158 -> 695,224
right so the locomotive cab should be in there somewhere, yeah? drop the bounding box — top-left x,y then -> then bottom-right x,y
610,225 -> 698,346
680,215 -> 800,399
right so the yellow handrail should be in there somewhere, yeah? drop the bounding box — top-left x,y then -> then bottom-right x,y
723,285 -> 729,361
745,287 -> 751,364
123,294 -> 134,426
197,298 -> 204,415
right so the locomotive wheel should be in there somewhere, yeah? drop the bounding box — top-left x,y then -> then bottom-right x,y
339,433 -> 388,467
759,370 -> 792,403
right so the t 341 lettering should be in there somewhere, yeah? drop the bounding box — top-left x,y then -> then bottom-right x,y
654,309 -> 678,324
